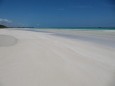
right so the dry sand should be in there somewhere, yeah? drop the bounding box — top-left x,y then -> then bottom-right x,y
0,29 -> 115,86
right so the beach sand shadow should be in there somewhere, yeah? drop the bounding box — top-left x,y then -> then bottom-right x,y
0,35 -> 18,47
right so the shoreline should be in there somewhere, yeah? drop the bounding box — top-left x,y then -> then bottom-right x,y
18,28 -> 115,48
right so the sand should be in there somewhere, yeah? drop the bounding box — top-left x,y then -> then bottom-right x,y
0,29 -> 115,86
0,35 -> 17,47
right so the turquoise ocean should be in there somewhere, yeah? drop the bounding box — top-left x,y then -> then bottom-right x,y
35,27 -> 115,30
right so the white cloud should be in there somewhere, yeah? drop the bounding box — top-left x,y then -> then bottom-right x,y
0,18 -> 13,27
0,18 -> 12,23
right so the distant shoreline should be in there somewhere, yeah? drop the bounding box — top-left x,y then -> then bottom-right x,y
7,27 -> 115,30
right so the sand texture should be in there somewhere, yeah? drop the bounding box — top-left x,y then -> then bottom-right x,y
0,29 -> 115,86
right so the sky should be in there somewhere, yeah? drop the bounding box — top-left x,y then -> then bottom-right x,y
0,0 -> 115,27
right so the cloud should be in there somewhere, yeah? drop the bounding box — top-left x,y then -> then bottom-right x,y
0,18 -> 13,27
0,18 -> 12,23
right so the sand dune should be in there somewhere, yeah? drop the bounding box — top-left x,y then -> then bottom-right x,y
0,29 -> 115,86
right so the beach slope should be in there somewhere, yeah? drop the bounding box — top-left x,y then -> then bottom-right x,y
0,29 -> 115,86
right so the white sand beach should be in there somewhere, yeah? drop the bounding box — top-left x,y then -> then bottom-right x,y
0,29 -> 115,86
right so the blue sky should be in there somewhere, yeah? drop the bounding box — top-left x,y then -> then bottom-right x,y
0,0 -> 115,27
